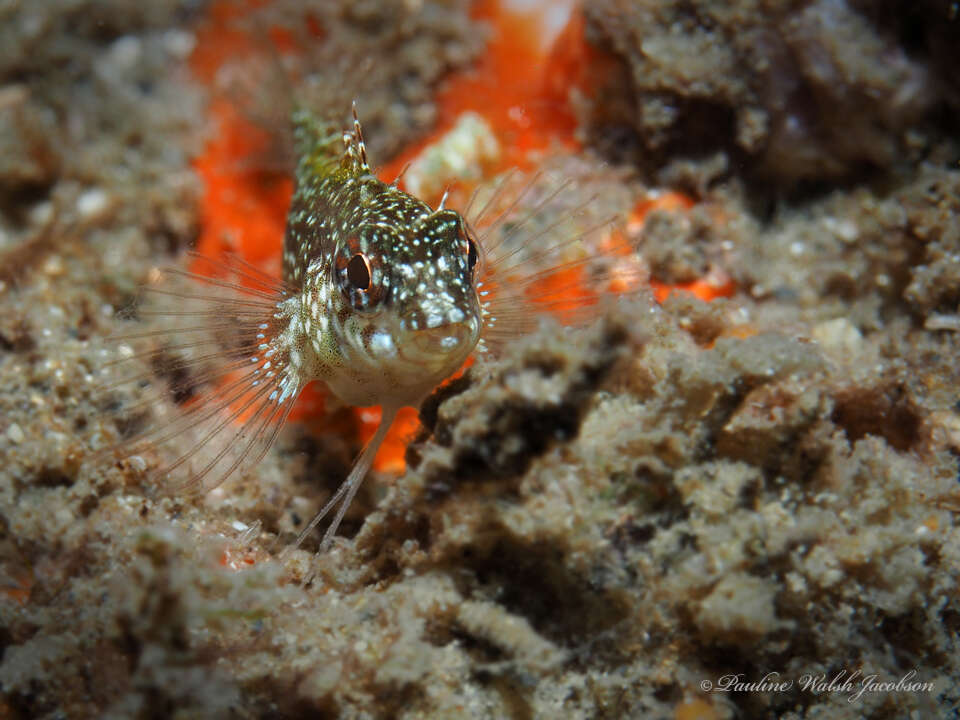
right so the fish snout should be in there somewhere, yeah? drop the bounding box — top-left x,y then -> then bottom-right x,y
410,320 -> 477,359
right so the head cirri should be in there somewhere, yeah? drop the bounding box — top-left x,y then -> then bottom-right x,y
283,107 -> 482,408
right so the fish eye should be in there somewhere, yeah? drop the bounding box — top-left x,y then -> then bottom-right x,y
336,236 -> 384,310
347,253 -> 372,291
467,237 -> 478,274
462,224 -> 479,275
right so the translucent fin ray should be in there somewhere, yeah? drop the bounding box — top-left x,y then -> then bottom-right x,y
464,170 -> 649,355
92,252 -> 301,496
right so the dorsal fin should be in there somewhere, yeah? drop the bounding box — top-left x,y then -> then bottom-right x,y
339,101 -> 370,173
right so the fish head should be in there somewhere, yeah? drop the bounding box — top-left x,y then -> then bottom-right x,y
318,206 -> 482,406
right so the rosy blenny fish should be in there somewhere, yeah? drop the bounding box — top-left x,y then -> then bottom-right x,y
100,104 -> 645,564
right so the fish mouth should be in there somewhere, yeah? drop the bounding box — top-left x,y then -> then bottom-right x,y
407,321 -> 478,362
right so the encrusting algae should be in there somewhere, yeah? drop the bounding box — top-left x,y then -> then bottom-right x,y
96,100 -> 648,569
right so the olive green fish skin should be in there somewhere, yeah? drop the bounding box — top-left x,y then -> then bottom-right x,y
280,109 -> 482,408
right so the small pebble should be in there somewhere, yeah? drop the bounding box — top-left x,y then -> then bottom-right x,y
29,201 -> 53,226
7,423 -> 24,444
109,36 -> 142,70
77,188 -> 109,219
163,30 -> 196,59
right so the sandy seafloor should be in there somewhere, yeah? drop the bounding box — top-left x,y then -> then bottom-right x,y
1,1 -> 959,718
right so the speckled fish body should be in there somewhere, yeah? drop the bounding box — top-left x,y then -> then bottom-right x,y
103,104 -> 639,557
280,108 -> 481,409
102,107 -> 483,500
